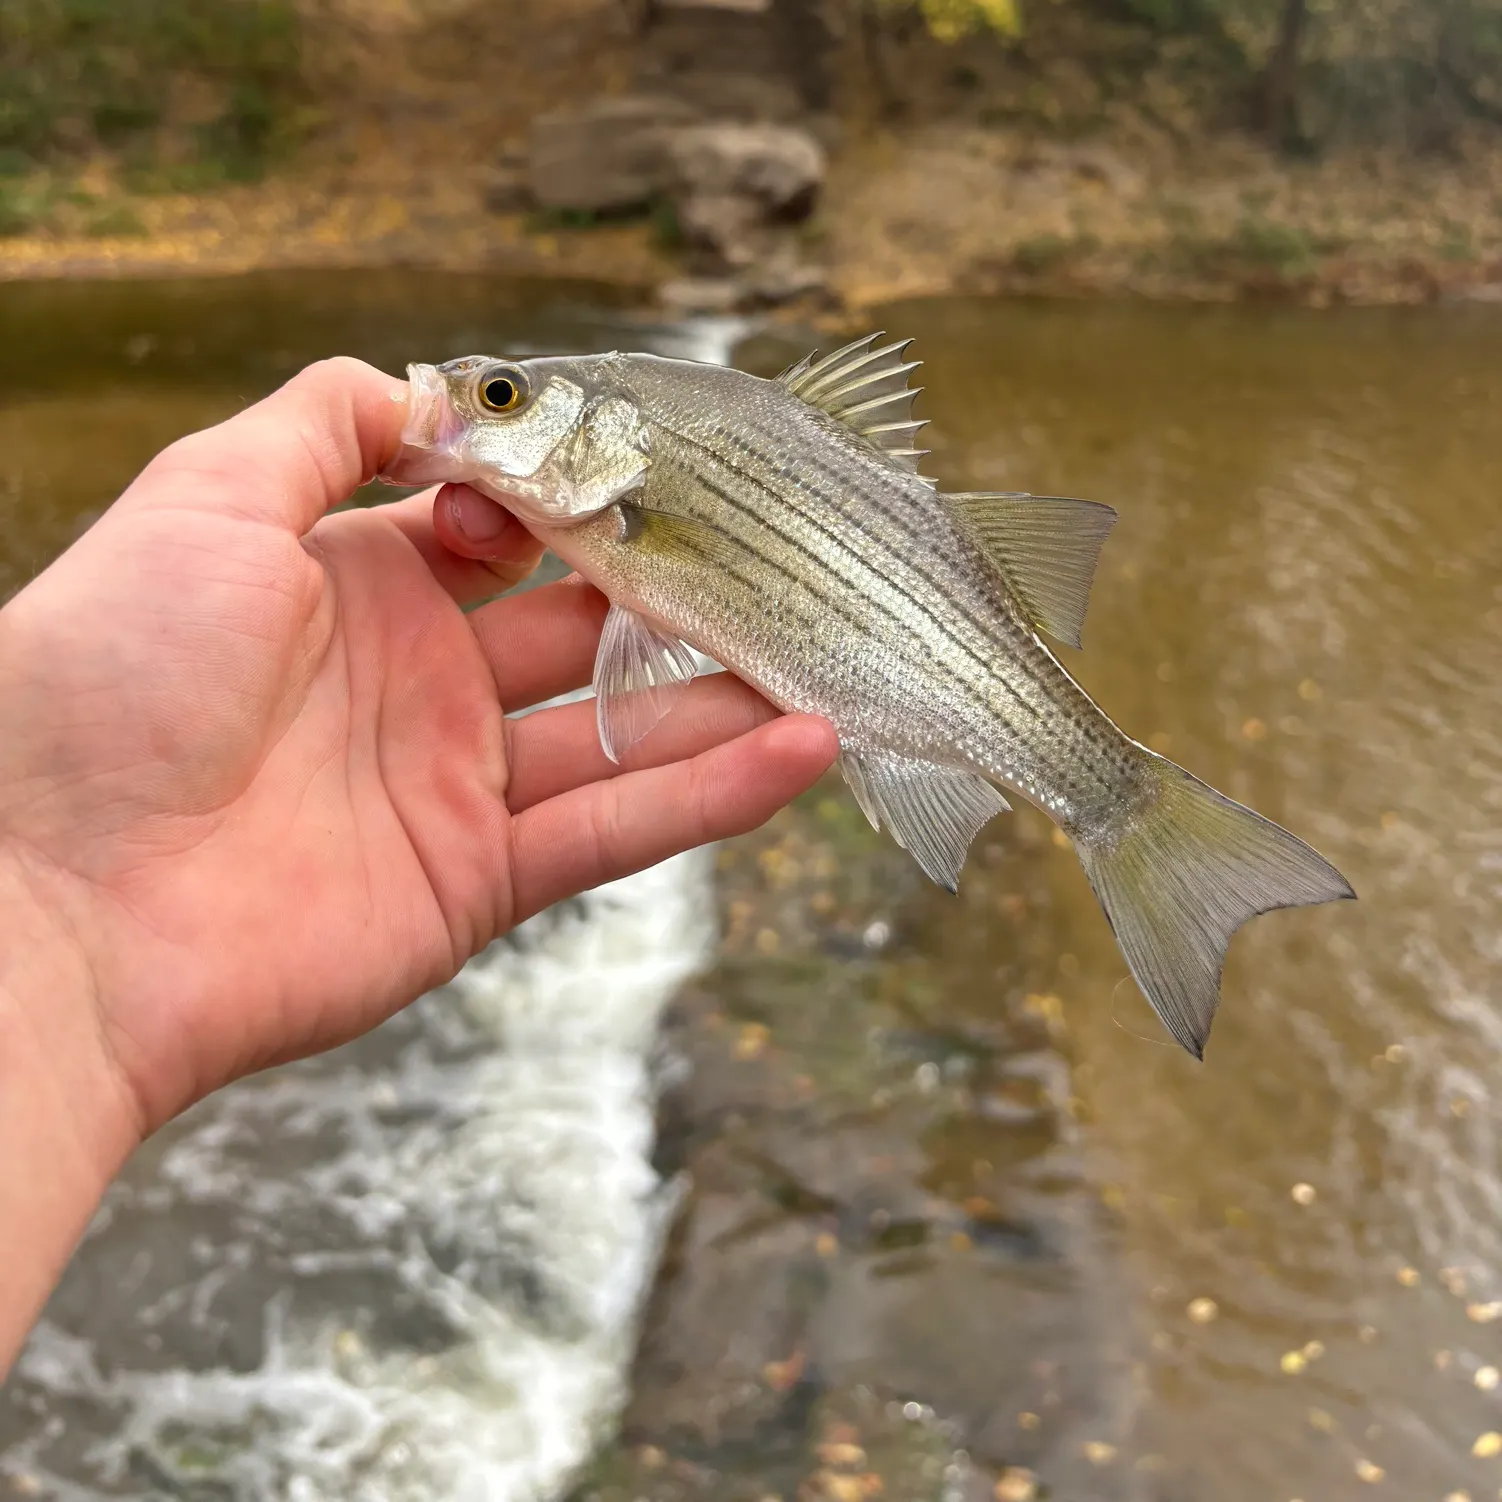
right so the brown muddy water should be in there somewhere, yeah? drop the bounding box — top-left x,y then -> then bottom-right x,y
1,273 -> 1500,1502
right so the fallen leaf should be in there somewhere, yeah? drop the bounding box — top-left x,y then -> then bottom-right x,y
762,1350 -> 805,1392
817,1443 -> 867,1469
994,1469 -> 1037,1502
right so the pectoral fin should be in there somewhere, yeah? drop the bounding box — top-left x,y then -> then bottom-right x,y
618,503 -> 747,569
946,492 -> 1117,650
840,749 -> 1010,893
593,603 -> 698,763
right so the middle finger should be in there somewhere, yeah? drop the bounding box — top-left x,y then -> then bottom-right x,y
469,574 -> 611,712
505,670 -> 779,811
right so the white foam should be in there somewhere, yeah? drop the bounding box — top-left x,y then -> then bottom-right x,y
8,850 -> 715,1502
5,312 -> 755,1502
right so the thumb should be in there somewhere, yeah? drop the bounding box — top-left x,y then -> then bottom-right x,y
126,357 -> 411,537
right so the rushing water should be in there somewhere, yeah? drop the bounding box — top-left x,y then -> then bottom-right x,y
2,274 -> 1501,1501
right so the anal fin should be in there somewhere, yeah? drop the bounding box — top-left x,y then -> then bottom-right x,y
840,749 -> 1010,893
946,492 -> 1117,650
593,603 -> 697,763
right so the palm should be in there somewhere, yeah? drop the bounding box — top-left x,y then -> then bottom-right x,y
0,361 -> 834,1134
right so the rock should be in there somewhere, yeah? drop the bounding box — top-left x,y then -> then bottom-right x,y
676,193 -> 763,267
657,276 -> 751,315
670,121 -> 824,217
658,256 -> 830,314
526,94 -> 701,214
522,100 -> 827,286
668,121 -> 824,267
745,251 -> 832,306
481,164 -> 530,215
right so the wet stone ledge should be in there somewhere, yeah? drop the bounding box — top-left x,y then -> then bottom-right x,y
570,777 -> 1145,1502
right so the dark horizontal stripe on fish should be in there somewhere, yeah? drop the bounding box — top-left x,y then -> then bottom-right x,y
715,418 -> 1035,655
691,420 -> 1053,718
632,500 -> 839,640
674,459 -> 1010,731
734,423 -> 1070,724
700,426 -> 1137,805
670,428 -> 1046,730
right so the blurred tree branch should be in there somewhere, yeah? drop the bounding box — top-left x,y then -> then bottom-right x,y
1263,0 -> 1307,148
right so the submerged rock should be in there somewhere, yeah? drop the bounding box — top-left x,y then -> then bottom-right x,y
569,785 -> 1143,1501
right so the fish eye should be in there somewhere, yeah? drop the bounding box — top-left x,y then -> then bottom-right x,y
477,365 -> 529,414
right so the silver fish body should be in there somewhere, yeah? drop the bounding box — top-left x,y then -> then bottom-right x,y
383,337 -> 1353,1058
538,358 -> 1133,834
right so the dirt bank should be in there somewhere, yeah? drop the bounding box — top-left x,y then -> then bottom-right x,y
4,0 -> 1501,310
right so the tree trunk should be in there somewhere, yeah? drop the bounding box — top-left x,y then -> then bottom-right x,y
770,0 -> 836,112
1263,0 -> 1309,149
855,1 -> 903,119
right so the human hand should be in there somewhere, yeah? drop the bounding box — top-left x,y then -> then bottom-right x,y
0,358 -> 836,1364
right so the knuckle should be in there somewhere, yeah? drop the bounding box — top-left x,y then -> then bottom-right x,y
686,758 -> 718,843
295,354 -> 367,393
592,783 -> 626,870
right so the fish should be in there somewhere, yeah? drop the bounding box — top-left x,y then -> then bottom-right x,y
382,334 -> 1354,1058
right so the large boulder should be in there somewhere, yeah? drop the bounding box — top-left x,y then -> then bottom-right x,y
525,95 -> 700,214
515,97 -> 828,287
668,121 -> 825,266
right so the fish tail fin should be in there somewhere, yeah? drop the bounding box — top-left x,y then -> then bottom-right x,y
1072,751 -> 1354,1059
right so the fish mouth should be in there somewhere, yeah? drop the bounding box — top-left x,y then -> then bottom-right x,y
400,363 -> 453,450
380,363 -> 467,487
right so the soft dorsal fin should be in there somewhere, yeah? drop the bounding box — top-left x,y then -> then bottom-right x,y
840,748 -> 1010,893
778,332 -> 934,484
946,492 -> 1117,650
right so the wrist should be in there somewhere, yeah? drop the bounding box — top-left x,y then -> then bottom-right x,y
0,843 -> 143,1373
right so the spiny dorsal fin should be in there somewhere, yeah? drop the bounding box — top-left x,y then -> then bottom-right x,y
778,332 -> 934,484
840,748 -> 1010,893
946,492 -> 1117,650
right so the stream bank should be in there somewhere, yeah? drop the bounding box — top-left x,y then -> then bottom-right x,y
4,0 -> 1501,313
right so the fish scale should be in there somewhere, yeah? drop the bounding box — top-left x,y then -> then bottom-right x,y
614,362 -> 1077,778
384,333 -> 1355,1059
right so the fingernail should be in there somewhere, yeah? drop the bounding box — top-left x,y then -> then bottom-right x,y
450,485 -> 508,542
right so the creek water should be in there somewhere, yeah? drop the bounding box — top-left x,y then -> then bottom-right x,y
0,273 -> 1499,1502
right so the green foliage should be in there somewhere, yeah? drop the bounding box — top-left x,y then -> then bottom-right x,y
1231,213 -> 1315,271
1009,230 -> 1100,273
1290,0 -> 1502,147
1156,212 -> 1343,280
0,0 -> 302,179
1118,0 -> 1502,147
874,0 -> 1024,43
83,203 -> 148,237
0,173 -> 154,237
0,181 -> 39,236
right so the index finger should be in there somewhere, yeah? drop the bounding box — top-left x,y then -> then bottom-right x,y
128,357 -> 410,536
